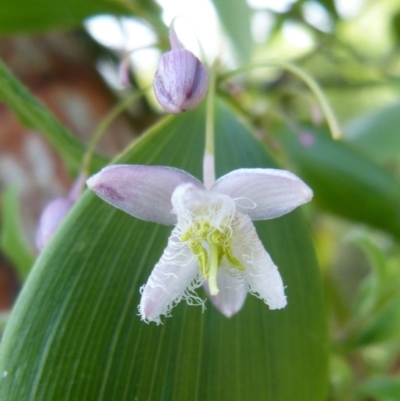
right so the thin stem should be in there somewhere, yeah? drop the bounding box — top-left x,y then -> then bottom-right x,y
203,66 -> 216,189
220,61 -> 342,140
81,89 -> 146,175
205,67 -> 216,155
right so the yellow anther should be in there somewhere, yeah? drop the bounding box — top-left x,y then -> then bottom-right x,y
211,230 -> 221,243
225,249 -> 245,271
180,231 -> 191,242
180,218 -> 245,288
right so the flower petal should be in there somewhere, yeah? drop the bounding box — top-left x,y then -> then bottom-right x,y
212,168 -> 313,220
171,182 -> 236,234
139,227 -> 203,324
203,268 -> 247,317
232,213 -> 287,309
87,165 -> 203,225
35,197 -> 74,251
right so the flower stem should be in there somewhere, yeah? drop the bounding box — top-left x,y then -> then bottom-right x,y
203,65 -> 216,189
220,60 -> 342,140
81,89 -> 146,176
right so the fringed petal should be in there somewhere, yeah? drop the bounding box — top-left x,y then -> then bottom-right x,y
171,183 -> 236,233
203,268 -> 247,317
139,227 -> 204,324
212,168 -> 312,220
232,213 -> 287,309
87,165 -> 203,225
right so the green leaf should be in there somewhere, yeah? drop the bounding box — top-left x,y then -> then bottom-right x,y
0,100 -> 327,400
359,376 -> 400,401
350,296 -> 400,346
344,100 -> 400,163
343,237 -> 400,347
211,0 -> 253,64
1,187 -> 35,279
347,235 -> 387,318
0,0 -> 130,34
392,10 -> 400,46
348,235 -> 386,280
279,126 -> 400,238
0,59 -> 106,174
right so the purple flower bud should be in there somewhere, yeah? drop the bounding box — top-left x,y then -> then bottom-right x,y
35,197 -> 74,251
35,173 -> 86,251
153,29 -> 208,114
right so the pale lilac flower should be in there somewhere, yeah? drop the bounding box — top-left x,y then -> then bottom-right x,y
87,165 -> 313,324
153,27 -> 208,114
36,173 -> 85,251
35,197 -> 74,251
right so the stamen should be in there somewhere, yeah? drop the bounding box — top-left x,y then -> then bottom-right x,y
176,192 -> 244,295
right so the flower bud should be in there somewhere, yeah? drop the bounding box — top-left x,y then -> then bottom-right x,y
35,197 -> 74,251
35,173 -> 86,251
153,28 -> 208,114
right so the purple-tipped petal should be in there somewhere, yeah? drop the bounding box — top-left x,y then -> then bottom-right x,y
139,227 -> 203,324
87,165 -> 203,225
153,49 -> 208,114
233,214 -> 287,309
203,268 -> 247,317
212,168 -> 313,220
36,197 -> 74,251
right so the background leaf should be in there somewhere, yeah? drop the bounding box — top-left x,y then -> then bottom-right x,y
344,100 -> 400,163
0,59 -> 107,174
359,376 -> 400,401
0,100 -> 327,400
0,0 -> 130,34
350,296 -> 400,347
278,125 -> 400,238
1,187 -> 35,279
211,0 -> 253,64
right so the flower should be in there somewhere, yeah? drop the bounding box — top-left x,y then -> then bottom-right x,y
36,197 -> 74,251
153,26 -> 208,114
87,165 -> 312,324
36,173 -> 86,251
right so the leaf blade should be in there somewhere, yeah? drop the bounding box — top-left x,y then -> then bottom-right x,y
0,0 -> 130,34
1,187 -> 35,278
279,125 -> 400,238
344,100 -> 400,163
0,101 -> 328,400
